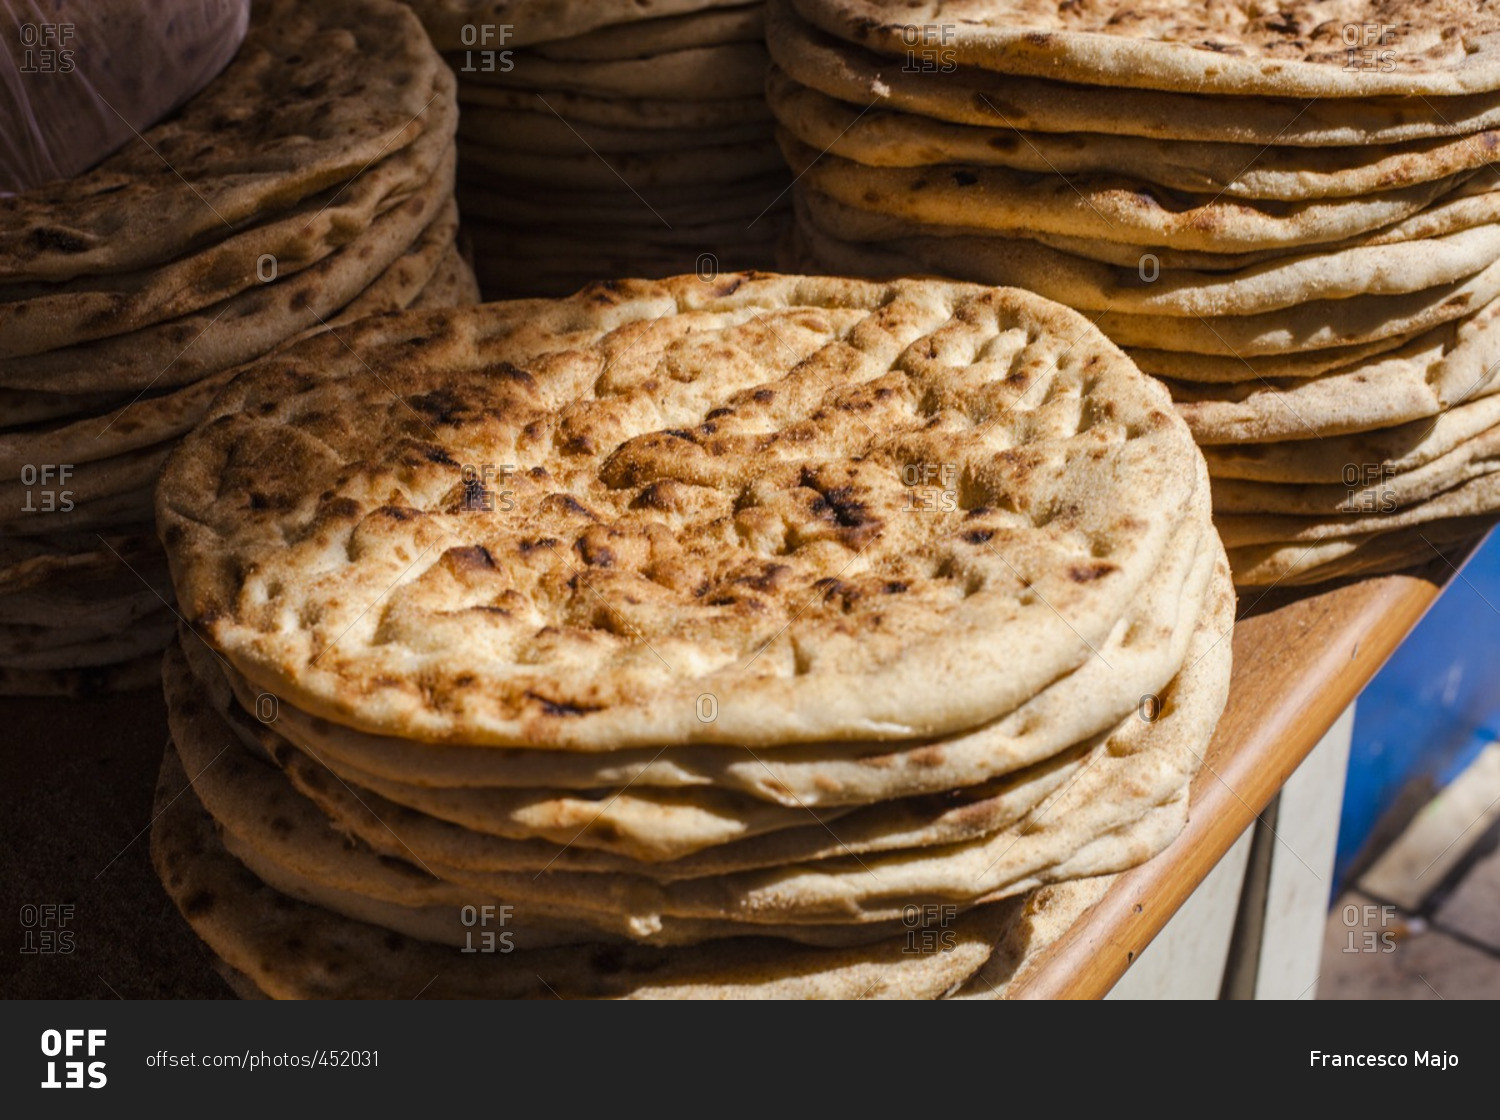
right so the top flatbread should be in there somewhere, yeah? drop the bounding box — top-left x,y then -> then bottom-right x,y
767,0 -> 1500,147
157,272 -> 1203,750
793,0 -> 1500,98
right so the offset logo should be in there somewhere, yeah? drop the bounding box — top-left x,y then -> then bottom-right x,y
16,22 -> 75,73
40,1029 -> 106,1089
459,904 -> 515,953
18,904 -> 75,954
18,464 -> 75,513
456,23 -> 514,73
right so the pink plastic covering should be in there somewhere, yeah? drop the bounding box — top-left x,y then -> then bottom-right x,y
0,0 -> 250,192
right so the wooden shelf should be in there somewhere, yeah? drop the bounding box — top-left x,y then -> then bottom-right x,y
1005,530 -> 1494,1000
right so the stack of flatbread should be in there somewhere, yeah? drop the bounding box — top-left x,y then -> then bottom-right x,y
151,273 -> 1232,998
406,1 -> 789,298
770,0 -> 1500,585
0,0 -> 475,694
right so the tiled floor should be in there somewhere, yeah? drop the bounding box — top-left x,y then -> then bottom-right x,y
1319,743 -> 1500,999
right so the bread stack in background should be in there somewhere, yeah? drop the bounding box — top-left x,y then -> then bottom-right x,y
770,0 -> 1500,585
151,273 -> 1232,997
0,0 -> 473,694
407,1 -> 789,298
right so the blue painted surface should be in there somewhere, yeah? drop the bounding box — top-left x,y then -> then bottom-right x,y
1335,533 -> 1500,893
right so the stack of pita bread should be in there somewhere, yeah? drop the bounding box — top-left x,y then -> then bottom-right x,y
406,1 -> 789,298
770,0 -> 1500,585
0,0 -> 474,694
151,272 -> 1233,998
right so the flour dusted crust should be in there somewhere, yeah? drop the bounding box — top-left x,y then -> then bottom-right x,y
793,0 -> 1500,99
158,272 -> 1202,750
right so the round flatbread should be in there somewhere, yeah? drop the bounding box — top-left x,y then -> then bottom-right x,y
766,0 -> 1500,147
158,273 -> 1203,750
791,0 -> 1500,99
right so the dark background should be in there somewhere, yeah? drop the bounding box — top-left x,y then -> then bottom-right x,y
2,690 -> 228,999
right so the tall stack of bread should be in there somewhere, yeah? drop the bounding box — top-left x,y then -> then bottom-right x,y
407,1 -> 790,297
773,0 -> 1500,584
150,273 -> 1232,997
0,0 -> 471,693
